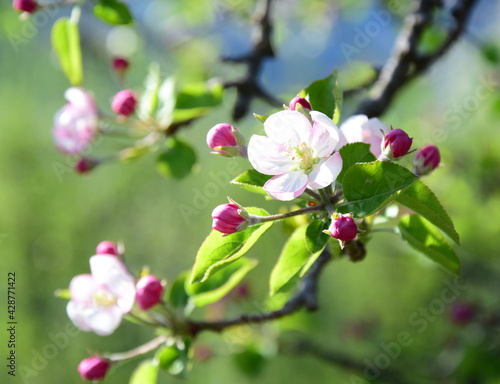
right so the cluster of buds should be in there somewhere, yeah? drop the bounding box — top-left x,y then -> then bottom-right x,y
206,123 -> 247,158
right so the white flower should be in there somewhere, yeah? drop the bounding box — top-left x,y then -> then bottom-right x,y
248,110 -> 343,201
66,255 -> 136,336
53,87 -> 99,154
338,114 -> 390,157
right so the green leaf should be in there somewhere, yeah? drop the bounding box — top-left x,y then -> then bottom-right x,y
398,215 -> 460,275
138,63 -> 161,121
305,220 -> 329,253
299,70 -> 342,120
168,272 -> 190,309
253,114 -> 269,123
129,360 -> 159,384
156,346 -> 180,371
231,169 -> 272,195
186,258 -> 257,307
337,143 -> 376,183
233,345 -> 267,378
269,223 -> 328,295
190,208 -> 273,283
156,76 -> 176,128
332,69 -> 343,124
51,17 -> 83,86
156,138 -> 197,179
481,42 -> 500,65
54,288 -> 71,300
119,145 -> 151,162
93,0 -> 133,25
396,179 -> 460,244
337,162 -> 417,218
172,81 -> 224,122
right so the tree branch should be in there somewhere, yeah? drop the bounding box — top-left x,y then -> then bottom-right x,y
187,246 -> 332,336
356,0 -> 479,118
223,0 -> 283,120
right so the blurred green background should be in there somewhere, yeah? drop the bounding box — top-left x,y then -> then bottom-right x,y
1,0 -> 500,383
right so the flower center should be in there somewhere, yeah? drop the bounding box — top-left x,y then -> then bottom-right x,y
92,289 -> 118,308
292,142 -> 316,171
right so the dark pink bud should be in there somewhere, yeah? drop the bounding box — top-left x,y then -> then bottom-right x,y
449,302 -> 475,326
326,214 -> 358,242
206,123 -> 246,157
414,145 -> 440,176
96,241 -> 118,256
78,356 -> 110,381
74,158 -> 99,174
112,57 -> 129,72
13,0 -> 38,13
289,97 -> 312,111
212,203 -> 249,234
136,275 -> 164,310
111,89 -> 137,117
382,128 -> 413,159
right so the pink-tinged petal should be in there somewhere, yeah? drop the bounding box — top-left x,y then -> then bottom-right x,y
248,135 -> 295,175
115,282 -> 136,314
309,111 -> 340,157
264,171 -> 308,201
65,87 -> 97,113
84,306 -> 123,336
364,117 -> 390,138
90,255 -> 134,286
339,114 -> 368,143
308,152 -> 343,189
69,274 -> 98,304
264,110 -> 311,147
67,301 -> 92,332
364,135 -> 384,157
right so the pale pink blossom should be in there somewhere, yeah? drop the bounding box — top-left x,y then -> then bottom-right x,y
248,110 -> 343,201
338,114 -> 390,157
66,255 -> 135,336
53,88 -> 99,154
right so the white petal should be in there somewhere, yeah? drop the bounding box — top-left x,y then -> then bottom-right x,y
308,152 -> 343,189
90,255 -> 135,296
67,301 -> 92,332
339,114 -> 368,143
247,135 -> 295,175
65,87 -> 96,113
309,111 -> 340,157
264,171 -> 308,201
84,307 -> 123,336
364,117 -> 390,137
264,110 -> 311,147
69,274 -> 97,304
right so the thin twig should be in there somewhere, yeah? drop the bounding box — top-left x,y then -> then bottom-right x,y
187,246 -> 332,336
105,335 -> 169,362
223,0 -> 283,120
356,0 -> 479,118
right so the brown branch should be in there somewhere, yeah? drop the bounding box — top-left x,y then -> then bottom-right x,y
356,0 -> 479,118
223,0 -> 283,120
187,246 -> 332,336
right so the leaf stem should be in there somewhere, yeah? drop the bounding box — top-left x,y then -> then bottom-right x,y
254,204 -> 325,223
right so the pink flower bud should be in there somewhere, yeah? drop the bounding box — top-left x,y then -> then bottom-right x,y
289,96 -> 312,111
449,302 -> 475,326
136,275 -> 164,310
212,203 -> 249,234
206,123 -> 246,157
111,89 -> 137,117
381,128 -> 413,159
414,145 -> 440,176
78,356 -> 110,381
96,241 -> 118,256
325,214 -> 358,242
112,57 -> 129,72
74,158 -> 99,174
13,0 -> 38,13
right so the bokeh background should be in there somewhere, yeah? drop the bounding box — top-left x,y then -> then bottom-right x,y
1,0 -> 500,383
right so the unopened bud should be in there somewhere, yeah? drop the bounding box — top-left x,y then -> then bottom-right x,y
381,128 -> 413,159
112,89 -> 137,117
206,123 -> 247,157
136,275 -> 164,310
324,214 -> 358,242
74,158 -> 99,174
96,241 -> 118,256
112,57 -> 129,73
449,302 -> 475,326
289,97 -> 312,111
212,203 -> 249,235
414,145 -> 440,176
13,0 -> 38,13
77,356 -> 110,381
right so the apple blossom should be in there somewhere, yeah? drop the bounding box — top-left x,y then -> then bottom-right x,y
338,114 -> 390,157
66,255 -> 136,336
247,110 -> 343,201
53,88 -> 99,155
78,356 -> 110,381
136,275 -> 164,310
206,123 -> 247,157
